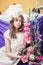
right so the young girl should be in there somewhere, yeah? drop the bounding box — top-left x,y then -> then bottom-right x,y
0,14 -> 28,65
0,4 -> 34,65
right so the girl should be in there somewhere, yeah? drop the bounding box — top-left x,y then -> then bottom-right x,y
0,15 -> 28,65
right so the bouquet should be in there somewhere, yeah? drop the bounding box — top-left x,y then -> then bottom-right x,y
19,45 -> 34,63
19,22 -> 43,63
19,22 -> 34,63
19,12 -> 43,63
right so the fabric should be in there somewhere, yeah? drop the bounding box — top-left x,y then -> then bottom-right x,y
0,30 -> 25,65
17,60 -> 28,65
0,19 -> 9,48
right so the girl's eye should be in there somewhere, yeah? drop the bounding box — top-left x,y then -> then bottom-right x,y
14,18 -> 22,22
16,19 -> 18,21
14,18 -> 18,21
19,20 -> 22,22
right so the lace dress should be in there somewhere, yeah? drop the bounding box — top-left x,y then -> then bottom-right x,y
0,30 -> 25,65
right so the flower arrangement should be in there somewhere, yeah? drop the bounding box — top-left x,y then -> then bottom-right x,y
23,22 -> 31,43
18,22 -> 34,63
29,13 -> 43,63
19,14 -> 43,63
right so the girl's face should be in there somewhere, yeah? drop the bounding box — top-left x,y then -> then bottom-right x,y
13,17 -> 22,29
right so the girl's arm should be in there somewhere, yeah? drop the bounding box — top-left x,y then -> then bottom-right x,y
4,37 -> 21,59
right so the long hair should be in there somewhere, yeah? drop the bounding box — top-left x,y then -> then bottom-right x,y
9,15 -> 24,39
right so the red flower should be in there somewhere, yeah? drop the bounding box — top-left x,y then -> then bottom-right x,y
35,56 -> 41,62
40,55 -> 43,61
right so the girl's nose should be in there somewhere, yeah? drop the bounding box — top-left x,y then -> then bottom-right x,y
18,21 -> 20,23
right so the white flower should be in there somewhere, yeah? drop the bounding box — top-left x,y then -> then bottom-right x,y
29,54 -> 35,61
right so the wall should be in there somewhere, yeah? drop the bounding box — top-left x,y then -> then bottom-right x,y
0,0 -> 43,13
0,0 -> 36,13
39,0 -> 43,14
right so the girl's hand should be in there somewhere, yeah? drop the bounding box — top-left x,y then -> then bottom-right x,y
17,55 -> 22,58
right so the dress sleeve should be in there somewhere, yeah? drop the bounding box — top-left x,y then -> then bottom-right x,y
4,30 -> 10,39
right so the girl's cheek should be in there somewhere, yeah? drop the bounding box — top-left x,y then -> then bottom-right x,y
14,22 -> 17,26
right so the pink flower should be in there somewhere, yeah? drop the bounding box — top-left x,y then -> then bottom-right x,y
27,52 -> 30,57
24,27 -> 29,30
23,22 -> 31,44
27,46 -> 34,53
24,32 -> 30,35
20,55 -> 28,63
24,22 -> 30,27
38,34 -> 42,41
24,33 -> 28,36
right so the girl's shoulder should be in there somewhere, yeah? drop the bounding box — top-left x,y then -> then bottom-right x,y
4,29 -> 10,39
